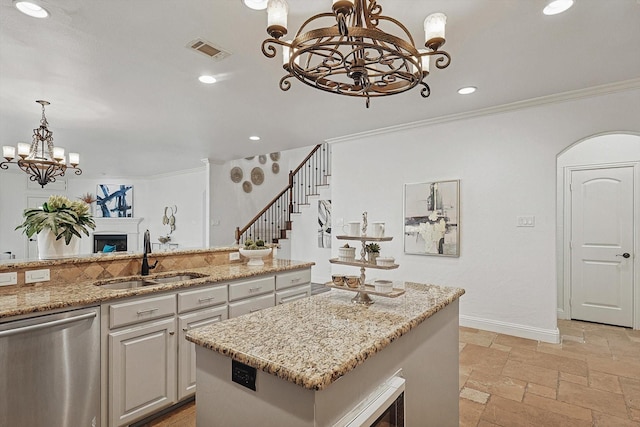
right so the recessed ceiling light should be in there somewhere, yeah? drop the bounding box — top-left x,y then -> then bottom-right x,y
198,75 -> 217,84
457,86 -> 477,95
242,0 -> 268,10
543,0 -> 574,15
249,136 -> 261,141
14,1 -> 49,18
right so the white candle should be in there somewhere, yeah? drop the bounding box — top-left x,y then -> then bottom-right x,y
17,142 -> 31,158
2,146 -> 15,160
424,13 -> 446,44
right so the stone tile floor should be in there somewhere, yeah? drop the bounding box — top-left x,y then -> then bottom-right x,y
142,319 -> 640,426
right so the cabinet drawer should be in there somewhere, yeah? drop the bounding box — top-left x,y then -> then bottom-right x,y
228,294 -> 274,318
177,285 -> 227,314
228,276 -> 275,301
109,294 -> 176,329
275,284 -> 311,305
275,269 -> 311,290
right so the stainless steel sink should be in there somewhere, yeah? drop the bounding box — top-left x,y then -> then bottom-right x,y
97,279 -> 160,290
152,274 -> 203,284
96,272 -> 208,290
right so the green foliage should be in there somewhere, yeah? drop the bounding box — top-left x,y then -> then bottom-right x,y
243,238 -> 268,250
366,243 -> 380,253
15,195 -> 96,245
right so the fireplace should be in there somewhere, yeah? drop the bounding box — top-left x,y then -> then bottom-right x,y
80,217 -> 143,254
94,234 -> 127,253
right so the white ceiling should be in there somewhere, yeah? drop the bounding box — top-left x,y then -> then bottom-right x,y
1,0 -> 639,178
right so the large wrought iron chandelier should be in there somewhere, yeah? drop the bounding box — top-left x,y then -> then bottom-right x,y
261,0 -> 451,108
1,100 -> 81,187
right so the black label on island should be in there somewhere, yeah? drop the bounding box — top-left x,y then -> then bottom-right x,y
232,360 -> 257,391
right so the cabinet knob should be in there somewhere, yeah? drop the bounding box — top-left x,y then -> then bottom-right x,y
616,253 -> 631,259
169,331 -> 175,336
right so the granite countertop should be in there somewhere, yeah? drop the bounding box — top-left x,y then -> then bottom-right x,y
0,259 -> 313,319
186,282 -> 465,391
0,246 -> 244,270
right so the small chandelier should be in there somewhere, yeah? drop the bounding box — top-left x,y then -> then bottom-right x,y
261,0 -> 451,108
1,100 -> 81,187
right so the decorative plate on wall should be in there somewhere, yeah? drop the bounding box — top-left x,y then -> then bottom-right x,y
270,152 -> 281,161
272,163 -> 280,174
230,167 -> 243,183
251,167 -> 265,185
258,154 -> 267,164
242,181 -> 252,193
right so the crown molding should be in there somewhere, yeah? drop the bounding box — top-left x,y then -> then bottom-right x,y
326,78 -> 640,144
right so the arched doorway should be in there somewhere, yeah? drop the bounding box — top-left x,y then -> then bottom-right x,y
557,132 -> 640,329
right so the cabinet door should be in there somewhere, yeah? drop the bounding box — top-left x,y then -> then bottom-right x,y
177,306 -> 228,400
108,317 -> 177,427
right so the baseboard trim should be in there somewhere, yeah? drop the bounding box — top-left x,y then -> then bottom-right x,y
460,314 -> 560,344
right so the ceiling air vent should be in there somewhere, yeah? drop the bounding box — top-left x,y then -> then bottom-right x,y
187,39 -> 231,61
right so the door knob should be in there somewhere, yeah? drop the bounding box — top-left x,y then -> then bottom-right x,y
616,253 -> 631,259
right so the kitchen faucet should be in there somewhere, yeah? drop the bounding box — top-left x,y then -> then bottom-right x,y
141,229 -> 158,275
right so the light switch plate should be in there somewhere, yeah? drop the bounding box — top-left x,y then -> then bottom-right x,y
25,269 -> 50,284
517,216 -> 535,227
0,272 -> 18,287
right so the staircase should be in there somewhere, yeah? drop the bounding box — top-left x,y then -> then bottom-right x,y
235,143 -> 331,245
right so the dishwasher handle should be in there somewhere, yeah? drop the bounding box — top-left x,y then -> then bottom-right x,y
0,311 -> 97,338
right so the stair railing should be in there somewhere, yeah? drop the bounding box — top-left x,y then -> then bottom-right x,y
235,143 -> 331,244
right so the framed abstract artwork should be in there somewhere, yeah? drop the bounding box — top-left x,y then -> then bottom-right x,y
404,180 -> 460,256
96,184 -> 134,218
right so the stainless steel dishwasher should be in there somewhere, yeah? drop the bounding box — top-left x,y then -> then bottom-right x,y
0,306 -> 101,427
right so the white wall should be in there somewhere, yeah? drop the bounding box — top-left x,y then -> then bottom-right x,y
210,147 -> 314,247
317,88 -> 640,343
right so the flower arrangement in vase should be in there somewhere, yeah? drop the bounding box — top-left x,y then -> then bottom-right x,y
16,195 -> 95,259
238,239 -> 272,266
365,243 -> 380,264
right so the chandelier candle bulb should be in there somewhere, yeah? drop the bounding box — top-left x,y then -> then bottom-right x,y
17,142 -> 30,158
2,146 -> 15,161
53,146 -> 65,161
69,152 -> 79,166
424,12 -> 446,49
267,0 -> 288,39
412,49 -> 430,75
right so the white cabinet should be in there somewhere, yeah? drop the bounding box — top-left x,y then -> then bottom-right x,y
108,317 -> 177,427
228,276 -> 275,301
176,284 -> 228,401
276,269 -> 312,290
178,305 -> 227,400
101,267 -> 311,426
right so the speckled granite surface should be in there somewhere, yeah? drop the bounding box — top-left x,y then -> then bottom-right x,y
186,282 -> 465,391
0,259 -> 313,319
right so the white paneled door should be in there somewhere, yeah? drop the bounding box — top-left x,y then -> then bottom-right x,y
570,166 -> 634,327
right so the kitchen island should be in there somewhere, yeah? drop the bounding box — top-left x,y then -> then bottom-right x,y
187,282 -> 465,427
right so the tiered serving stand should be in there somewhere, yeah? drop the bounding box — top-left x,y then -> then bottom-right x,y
327,235 -> 403,305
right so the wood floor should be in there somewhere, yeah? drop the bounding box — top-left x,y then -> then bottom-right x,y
140,319 -> 640,427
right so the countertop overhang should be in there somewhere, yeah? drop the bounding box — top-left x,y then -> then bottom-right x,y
0,259 -> 314,319
186,282 -> 465,391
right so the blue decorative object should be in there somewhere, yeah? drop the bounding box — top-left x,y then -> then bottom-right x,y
102,244 -> 116,253
96,184 -> 133,218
